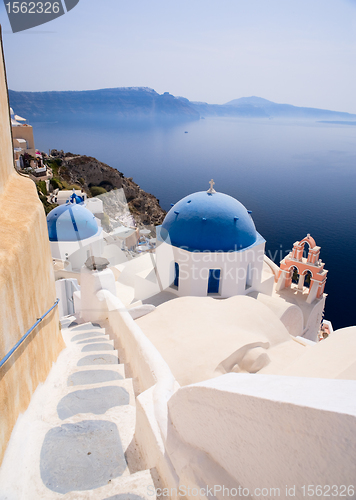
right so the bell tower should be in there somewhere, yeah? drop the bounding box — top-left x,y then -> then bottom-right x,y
276,234 -> 328,304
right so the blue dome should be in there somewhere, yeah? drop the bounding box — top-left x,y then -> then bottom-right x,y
70,193 -> 84,204
47,203 -> 100,242
161,191 -> 257,252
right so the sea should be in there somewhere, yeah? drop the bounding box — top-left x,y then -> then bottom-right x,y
32,115 -> 356,330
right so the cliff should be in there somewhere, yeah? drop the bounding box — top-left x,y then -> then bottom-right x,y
9,87 -> 356,122
48,150 -> 166,226
8,88 -> 200,121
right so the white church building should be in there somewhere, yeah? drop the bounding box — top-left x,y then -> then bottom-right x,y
50,180 -> 328,343
156,179 -> 268,297
47,196 -> 137,274
81,179 -> 324,343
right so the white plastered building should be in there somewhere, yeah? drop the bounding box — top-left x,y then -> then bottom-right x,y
155,186 -> 270,297
116,182 -> 323,341
47,202 -> 104,272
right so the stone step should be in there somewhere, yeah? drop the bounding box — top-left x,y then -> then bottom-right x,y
36,379 -> 134,427
71,331 -> 109,340
68,325 -> 106,334
59,315 -> 77,329
54,400 -> 137,452
67,322 -> 101,331
63,323 -> 105,333
30,415 -> 144,498
61,325 -> 108,345
77,350 -> 119,367
80,341 -> 114,353
69,329 -> 107,342
69,364 -> 126,381
67,368 -> 125,387
60,469 -> 157,499
0,396 -> 139,500
0,317 -> 159,500
62,333 -> 110,349
71,335 -> 112,347
57,379 -> 136,420
75,336 -> 112,345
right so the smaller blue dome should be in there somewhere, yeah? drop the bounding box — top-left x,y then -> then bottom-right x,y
70,193 -> 84,204
47,203 -> 100,242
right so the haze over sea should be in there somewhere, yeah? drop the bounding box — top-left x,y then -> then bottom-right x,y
33,115 -> 356,330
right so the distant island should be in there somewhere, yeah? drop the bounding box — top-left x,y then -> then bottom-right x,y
317,120 -> 356,126
8,88 -> 356,122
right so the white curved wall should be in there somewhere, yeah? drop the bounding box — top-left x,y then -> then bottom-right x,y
166,373 -> 356,499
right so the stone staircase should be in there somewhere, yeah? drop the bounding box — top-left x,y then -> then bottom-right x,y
0,318 -> 157,500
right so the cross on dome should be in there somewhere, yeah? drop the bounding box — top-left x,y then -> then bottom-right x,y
207,179 -> 216,194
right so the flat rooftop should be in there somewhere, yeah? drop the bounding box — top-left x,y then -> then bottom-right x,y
136,295 -> 303,386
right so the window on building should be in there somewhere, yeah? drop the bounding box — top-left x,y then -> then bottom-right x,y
245,263 -> 253,289
208,269 -> 221,294
173,262 -> 179,289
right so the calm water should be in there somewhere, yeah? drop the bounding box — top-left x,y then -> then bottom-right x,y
33,116 -> 356,330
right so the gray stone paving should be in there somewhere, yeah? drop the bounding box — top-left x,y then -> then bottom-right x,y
67,369 -> 123,386
72,331 -> 106,342
0,319 -> 156,499
82,343 -> 114,352
40,420 -> 126,494
57,386 -> 130,419
78,354 -> 119,366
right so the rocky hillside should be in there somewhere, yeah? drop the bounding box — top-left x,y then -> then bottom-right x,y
48,150 -> 166,226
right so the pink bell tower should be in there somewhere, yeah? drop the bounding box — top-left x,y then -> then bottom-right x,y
276,234 -> 328,304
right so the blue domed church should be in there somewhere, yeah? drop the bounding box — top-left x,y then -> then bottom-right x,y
47,203 -> 103,271
156,181 -> 271,298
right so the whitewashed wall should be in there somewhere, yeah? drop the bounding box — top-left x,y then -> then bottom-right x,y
166,373 -> 356,499
156,237 -> 266,298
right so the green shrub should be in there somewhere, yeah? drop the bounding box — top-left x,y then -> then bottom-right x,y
90,186 -> 107,197
58,180 -> 81,191
37,180 -> 47,195
38,193 -> 57,214
59,180 -> 70,190
44,159 -> 60,176
50,178 -> 62,190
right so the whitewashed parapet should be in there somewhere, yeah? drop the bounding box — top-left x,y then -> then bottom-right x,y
166,373 -> 356,499
100,290 -> 179,439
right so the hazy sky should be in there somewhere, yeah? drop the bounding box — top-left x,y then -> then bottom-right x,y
1,0 -> 356,112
